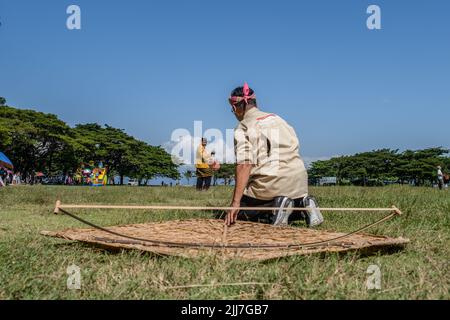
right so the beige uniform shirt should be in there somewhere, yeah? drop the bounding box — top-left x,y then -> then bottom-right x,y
234,107 -> 308,200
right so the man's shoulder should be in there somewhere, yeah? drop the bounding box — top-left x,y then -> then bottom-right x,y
242,109 -> 274,125
236,108 -> 290,131
252,108 -> 273,119
253,110 -> 291,128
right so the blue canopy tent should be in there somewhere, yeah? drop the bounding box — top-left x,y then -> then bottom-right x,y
0,151 -> 14,170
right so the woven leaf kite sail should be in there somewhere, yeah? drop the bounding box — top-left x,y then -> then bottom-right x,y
41,219 -> 409,261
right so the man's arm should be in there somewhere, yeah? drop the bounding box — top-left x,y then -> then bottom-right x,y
231,163 -> 253,204
225,162 -> 253,226
202,148 -> 211,163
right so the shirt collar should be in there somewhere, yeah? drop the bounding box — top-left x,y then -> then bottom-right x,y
242,107 -> 258,121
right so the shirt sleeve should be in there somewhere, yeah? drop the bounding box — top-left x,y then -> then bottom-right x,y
234,124 -> 256,164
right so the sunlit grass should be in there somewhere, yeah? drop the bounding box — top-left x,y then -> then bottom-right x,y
0,185 -> 448,299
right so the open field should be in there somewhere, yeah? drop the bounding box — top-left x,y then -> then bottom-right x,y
0,185 -> 449,299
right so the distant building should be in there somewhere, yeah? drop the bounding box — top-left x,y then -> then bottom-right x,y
319,177 -> 337,186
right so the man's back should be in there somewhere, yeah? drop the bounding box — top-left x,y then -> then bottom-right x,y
234,107 -> 308,200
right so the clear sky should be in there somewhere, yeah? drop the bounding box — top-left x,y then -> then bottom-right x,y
1,0 -> 449,166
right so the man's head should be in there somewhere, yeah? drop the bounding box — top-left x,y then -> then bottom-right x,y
201,137 -> 207,147
229,83 -> 257,121
438,166 -> 442,170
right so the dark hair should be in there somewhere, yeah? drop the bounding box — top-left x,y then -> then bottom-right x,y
230,86 -> 257,109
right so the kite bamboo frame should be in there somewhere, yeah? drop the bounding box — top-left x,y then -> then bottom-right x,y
46,201 -> 407,259
54,200 -> 403,215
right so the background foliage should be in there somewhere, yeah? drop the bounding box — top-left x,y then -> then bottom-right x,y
0,99 -> 178,184
308,148 -> 449,186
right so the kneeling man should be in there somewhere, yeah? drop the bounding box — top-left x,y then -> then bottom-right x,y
225,83 -> 323,227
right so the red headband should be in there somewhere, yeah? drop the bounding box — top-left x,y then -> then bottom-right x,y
229,82 -> 256,105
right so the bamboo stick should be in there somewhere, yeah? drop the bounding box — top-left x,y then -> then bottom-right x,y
54,200 -> 403,215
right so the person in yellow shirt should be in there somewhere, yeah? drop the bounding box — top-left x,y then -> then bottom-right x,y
224,83 -> 324,227
196,138 -> 213,191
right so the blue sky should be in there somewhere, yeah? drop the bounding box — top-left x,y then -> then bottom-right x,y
1,0 -> 449,168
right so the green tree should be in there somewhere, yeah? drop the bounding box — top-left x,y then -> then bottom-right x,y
308,148 -> 449,186
395,148 -> 448,185
0,105 -> 74,177
216,163 -> 235,185
0,105 -> 178,184
183,170 -> 194,185
72,124 -> 178,185
130,142 -> 179,185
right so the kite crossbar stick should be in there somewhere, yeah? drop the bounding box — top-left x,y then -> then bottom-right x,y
54,200 -> 402,216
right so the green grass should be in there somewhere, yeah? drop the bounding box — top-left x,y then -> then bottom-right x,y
0,185 -> 449,299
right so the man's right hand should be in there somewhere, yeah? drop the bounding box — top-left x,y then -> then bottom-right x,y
225,201 -> 240,226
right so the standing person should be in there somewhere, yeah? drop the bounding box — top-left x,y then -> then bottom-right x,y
66,173 -> 73,185
224,83 -> 323,227
14,172 -> 21,185
0,167 -> 5,187
6,170 -> 12,185
208,151 -> 221,171
195,138 -> 213,191
437,166 -> 444,190
209,151 -> 221,186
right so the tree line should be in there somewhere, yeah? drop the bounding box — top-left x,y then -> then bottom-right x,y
2,97 -> 448,187
197,149 -> 450,187
308,148 -> 449,186
0,98 -> 179,184
192,148 -> 450,187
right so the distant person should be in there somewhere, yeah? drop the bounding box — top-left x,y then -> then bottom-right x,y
224,83 -> 323,227
0,167 -> 6,187
0,170 -> 5,187
209,151 -> 221,186
195,138 -> 213,191
14,172 -> 21,185
6,171 -> 12,185
437,166 -> 444,190
208,151 -> 221,171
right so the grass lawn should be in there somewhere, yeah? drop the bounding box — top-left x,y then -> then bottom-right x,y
0,185 -> 449,299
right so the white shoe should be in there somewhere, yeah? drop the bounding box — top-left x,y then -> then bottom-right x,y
304,196 -> 324,227
272,196 -> 294,226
